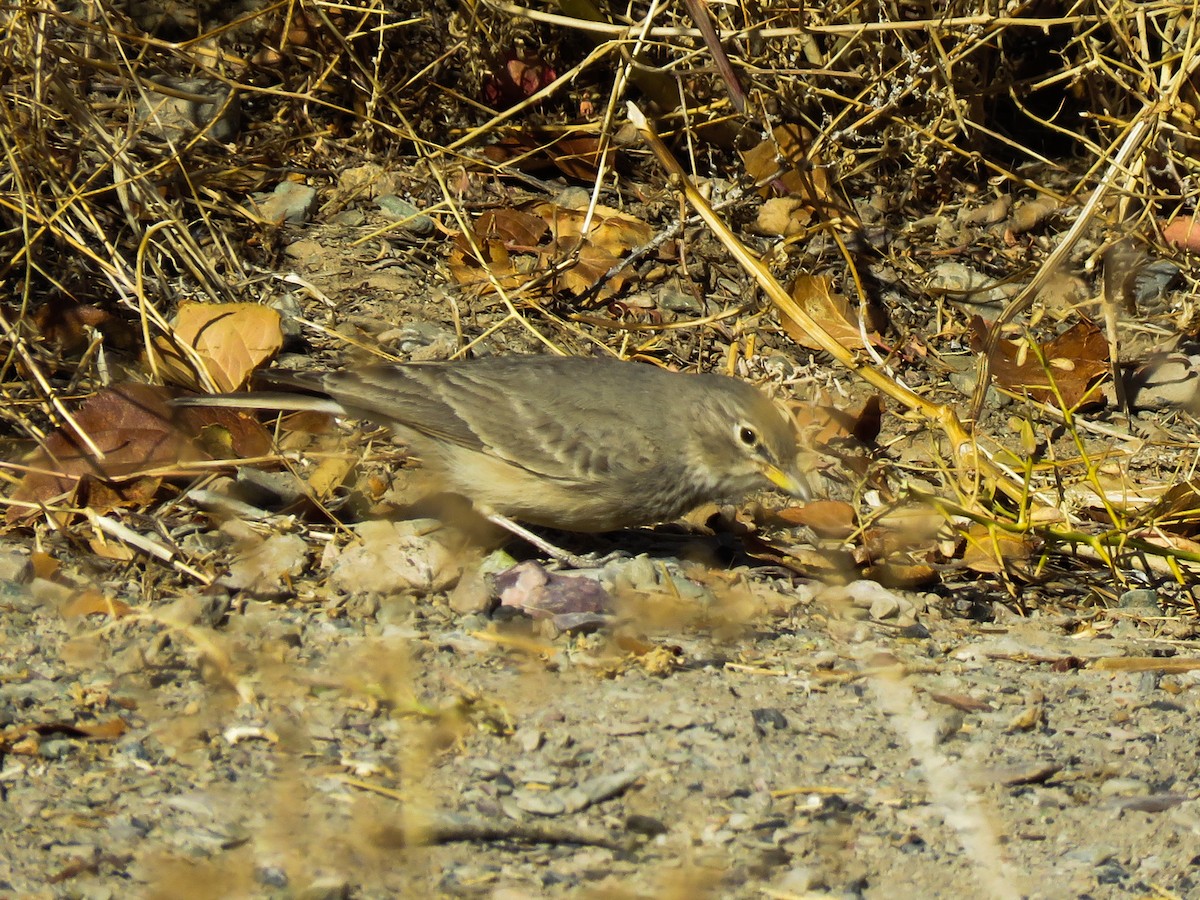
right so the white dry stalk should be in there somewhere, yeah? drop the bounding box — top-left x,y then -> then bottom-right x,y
869,665 -> 1023,900
86,509 -> 212,585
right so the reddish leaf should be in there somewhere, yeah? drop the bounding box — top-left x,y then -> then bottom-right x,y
32,301 -> 131,354
1163,215 -> 1200,252
481,50 -> 557,109
9,383 -> 272,521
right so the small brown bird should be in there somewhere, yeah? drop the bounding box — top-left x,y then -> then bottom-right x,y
181,355 -> 810,561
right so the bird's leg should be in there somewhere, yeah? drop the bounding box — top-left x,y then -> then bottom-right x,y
483,512 -> 603,570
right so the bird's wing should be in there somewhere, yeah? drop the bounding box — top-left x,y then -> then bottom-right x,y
325,358 -> 683,484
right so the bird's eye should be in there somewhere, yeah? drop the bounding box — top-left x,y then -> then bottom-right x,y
737,425 -> 759,447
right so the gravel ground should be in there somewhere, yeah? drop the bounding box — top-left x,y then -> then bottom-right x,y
3,538 -> 1200,900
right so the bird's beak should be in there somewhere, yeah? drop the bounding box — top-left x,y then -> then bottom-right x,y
761,462 -> 812,501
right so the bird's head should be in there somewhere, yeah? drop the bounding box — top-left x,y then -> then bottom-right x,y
689,377 -> 812,503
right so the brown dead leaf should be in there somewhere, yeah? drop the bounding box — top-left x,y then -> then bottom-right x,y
75,474 -> 162,514
481,131 -> 612,181
57,717 -> 129,740
754,197 -> 813,237
88,533 -> 136,561
449,202 -> 651,302
481,50 -> 557,110
862,558 -> 938,589
8,383 -> 273,522
533,203 -> 653,257
783,275 -> 881,351
0,717 -> 129,754
546,239 -> 625,296
928,691 -> 994,712
482,208 -> 550,248
32,300 -> 134,355
741,124 -> 823,197
1007,197 -> 1060,236
853,505 -> 950,572
547,135 -> 613,182
155,302 -> 283,392
447,209 -> 551,294
970,318 -> 1108,410
775,499 -> 857,539
447,238 -> 513,293
791,393 -> 882,448
961,523 -> 1038,574
306,455 -> 357,502
61,590 -> 133,618
30,551 -> 59,580
1138,479 -> 1200,536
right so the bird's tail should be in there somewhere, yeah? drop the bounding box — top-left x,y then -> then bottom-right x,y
170,387 -> 344,415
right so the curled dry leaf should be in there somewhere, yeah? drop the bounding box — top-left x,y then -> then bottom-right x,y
1,717 -> 129,755
1137,478 -> 1200,537
482,208 -> 549,249
548,221 -> 650,296
791,393 -> 882,447
448,208 -> 549,295
8,383 -> 272,522
782,275 -> 882,351
970,317 -> 1108,410
1161,214 -> 1200,252
871,503 -> 950,553
546,241 -> 622,296
154,302 -> 283,392
32,300 -> 134,355
60,590 -> 133,618
959,194 -> 1012,227
861,558 -> 938,590
481,50 -> 557,109
754,197 -> 813,237
1006,196 -> 1060,237
533,202 -> 653,258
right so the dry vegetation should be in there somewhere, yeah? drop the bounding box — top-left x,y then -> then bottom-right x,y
4,0 -> 1200,895
5,1 -> 1200,589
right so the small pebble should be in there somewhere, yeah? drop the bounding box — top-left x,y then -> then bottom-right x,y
1100,777 -> 1147,796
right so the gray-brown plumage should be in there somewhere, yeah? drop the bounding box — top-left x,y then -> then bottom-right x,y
182,355 -> 810,549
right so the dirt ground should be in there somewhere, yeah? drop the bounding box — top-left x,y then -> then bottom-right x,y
4,525 -> 1200,899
